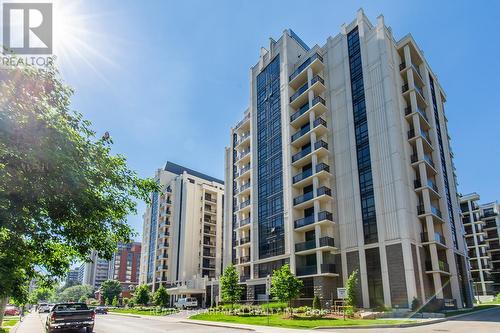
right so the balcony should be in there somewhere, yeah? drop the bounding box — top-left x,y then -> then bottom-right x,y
319,236 -> 335,247
405,106 -> 429,126
239,182 -> 251,194
296,265 -> 317,276
237,164 -> 251,178
292,145 -> 312,163
205,196 -> 217,203
203,229 -> 216,235
203,263 -> 216,269
239,275 -> 250,282
289,53 -> 324,88
157,253 -> 168,259
294,210 -> 333,229
292,168 -> 313,184
204,217 -> 216,224
236,132 -> 251,147
239,217 -> 251,228
421,232 -> 446,246
239,236 -> 250,246
295,239 -> 316,253
425,260 -> 450,274
156,265 -> 168,271
239,199 -> 251,210
239,255 -> 251,264
291,123 -> 311,143
290,75 -> 325,108
203,251 -> 216,258
293,186 -> 331,207
290,96 -> 327,127
235,112 -> 250,130
203,239 -> 216,246
237,150 -> 251,163
159,221 -> 170,228
320,263 -> 337,274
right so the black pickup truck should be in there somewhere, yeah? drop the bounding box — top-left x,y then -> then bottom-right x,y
45,303 -> 95,333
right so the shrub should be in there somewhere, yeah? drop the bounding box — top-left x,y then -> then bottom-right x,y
260,301 -> 287,312
312,295 -> 321,310
496,293 -> 500,303
411,297 -> 421,311
127,299 -> 135,308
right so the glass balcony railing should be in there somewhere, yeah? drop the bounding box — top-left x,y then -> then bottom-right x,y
290,96 -> 327,122
289,53 -> 323,82
239,217 -> 251,227
405,106 -> 429,122
424,154 -> 435,168
292,168 -> 313,184
291,124 -> 311,142
318,211 -> 333,222
293,191 -> 314,206
431,206 -> 442,218
320,263 -> 336,274
294,215 -> 315,229
239,236 -> 250,245
239,255 -> 250,264
317,186 -> 332,197
290,82 -> 309,103
292,145 -> 312,162
295,239 -> 316,252
296,265 -> 317,276
319,236 -> 335,247
425,260 -> 449,272
240,200 -> 250,210
239,165 -> 251,176
290,102 -> 310,122
239,182 -> 251,192
421,232 -> 446,245
311,75 -> 324,86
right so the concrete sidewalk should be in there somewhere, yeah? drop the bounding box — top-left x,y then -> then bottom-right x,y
12,313 -> 44,333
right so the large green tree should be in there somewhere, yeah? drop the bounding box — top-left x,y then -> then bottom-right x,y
58,284 -> 94,303
100,280 -> 122,305
152,285 -> 169,308
345,269 -> 359,312
133,284 -> 150,306
28,287 -> 56,304
219,264 -> 243,308
270,264 -> 303,308
0,63 -> 158,321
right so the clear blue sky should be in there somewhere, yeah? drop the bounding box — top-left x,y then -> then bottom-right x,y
57,0 -> 500,241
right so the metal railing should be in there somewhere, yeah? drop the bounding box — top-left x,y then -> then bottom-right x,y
289,53 -> 323,82
291,124 -> 311,142
292,145 -> 312,162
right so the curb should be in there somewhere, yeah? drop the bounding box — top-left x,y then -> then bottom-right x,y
184,305 -> 499,331
181,320 -> 255,331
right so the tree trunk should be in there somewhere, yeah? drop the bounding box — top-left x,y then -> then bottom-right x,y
0,297 -> 8,324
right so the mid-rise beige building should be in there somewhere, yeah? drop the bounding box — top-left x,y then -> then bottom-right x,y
224,9 -> 473,309
140,162 -> 224,305
460,194 -> 500,296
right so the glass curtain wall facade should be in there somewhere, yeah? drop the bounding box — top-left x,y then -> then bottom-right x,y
347,27 -> 378,244
256,56 -> 285,259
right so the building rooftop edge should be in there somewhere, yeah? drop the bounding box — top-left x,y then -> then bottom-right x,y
164,161 -> 224,185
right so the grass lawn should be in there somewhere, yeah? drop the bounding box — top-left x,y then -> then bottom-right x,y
444,304 -> 499,317
108,308 -> 178,316
189,313 -> 409,329
1,316 -> 20,332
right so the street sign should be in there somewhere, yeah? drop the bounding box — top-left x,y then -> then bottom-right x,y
337,287 -> 346,299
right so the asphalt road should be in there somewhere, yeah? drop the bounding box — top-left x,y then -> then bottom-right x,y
93,314 -> 239,333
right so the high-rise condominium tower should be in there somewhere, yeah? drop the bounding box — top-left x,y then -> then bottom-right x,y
140,162 -> 224,304
224,9 -> 473,309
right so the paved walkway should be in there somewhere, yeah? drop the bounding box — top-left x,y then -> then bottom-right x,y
14,313 -> 44,333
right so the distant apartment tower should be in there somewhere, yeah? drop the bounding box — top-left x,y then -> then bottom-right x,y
65,268 -> 80,285
460,194 -> 500,296
81,251 -> 111,289
140,162 -> 224,299
224,9 -> 472,309
481,201 -> 500,294
108,242 -> 141,285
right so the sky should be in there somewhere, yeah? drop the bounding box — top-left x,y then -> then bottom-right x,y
52,0 -> 500,241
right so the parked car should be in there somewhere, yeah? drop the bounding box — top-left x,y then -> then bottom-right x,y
45,303 -> 95,333
174,297 -> 198,309
4,306 -> 19,316
38,303 -> 51,313
94,306 -> 108,314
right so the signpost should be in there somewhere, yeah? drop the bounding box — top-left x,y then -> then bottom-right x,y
337,287 -> 346,299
